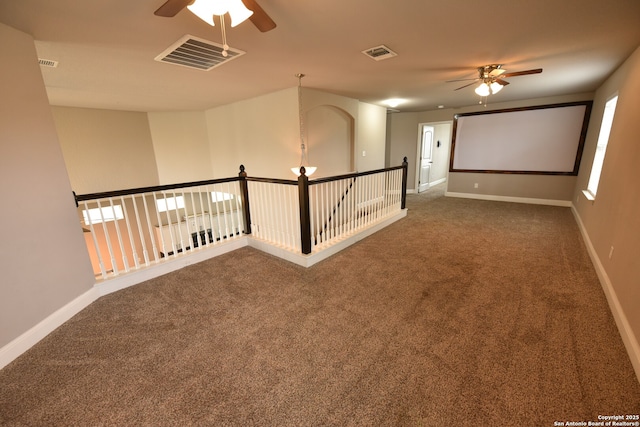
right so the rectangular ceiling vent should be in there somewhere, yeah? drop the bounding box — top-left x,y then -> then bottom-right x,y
362,45 -> 397,61
38,58 -> 59,68
154,34 -> 246,71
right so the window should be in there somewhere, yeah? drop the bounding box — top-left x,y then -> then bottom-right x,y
156,195 -> 185,212
83,205 -> 124,224
211,191 -> 234,202
585,95 -> 618,199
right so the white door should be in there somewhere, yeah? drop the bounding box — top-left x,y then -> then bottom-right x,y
418,125 -> 434,193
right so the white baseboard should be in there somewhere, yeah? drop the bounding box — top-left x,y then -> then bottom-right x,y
0,238 -> 248,370
95,237 -> 249,297
0,212 -> 411,370
430,177 -> 447,186
0,287 -> 100,370
445,191 -> 572,207
249,209 -> 408,268
571,205 -> 640,383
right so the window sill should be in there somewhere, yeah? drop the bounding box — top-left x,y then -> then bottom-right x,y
582,190 -> 596,203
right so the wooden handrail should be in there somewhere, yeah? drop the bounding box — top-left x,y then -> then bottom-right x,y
309,164 -> 405,185
74,160 -> 408,259
74,176 -> 241,204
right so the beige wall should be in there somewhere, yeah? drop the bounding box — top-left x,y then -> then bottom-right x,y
53,87 -> 387,188
205,87 -> 299,179
356,102 -> 388,172
387,111 -> 420,186
148,111 -> 212,184
448,172 -> 577,200
573,46 -> 640,351
204,87 -> 386,180
0,24 -> 95,348
53,106 -> 160,194
308,105 -> 354,176
388,93 -> 594,197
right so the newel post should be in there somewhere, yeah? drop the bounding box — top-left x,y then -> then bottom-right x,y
238,165 -> 252,235
401,156 -> 408,209
297,166 -> 312,254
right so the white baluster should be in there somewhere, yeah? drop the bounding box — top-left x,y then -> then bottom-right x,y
224,182 -> 234,238
187,187 -> 199,250
205,185 -> 216,245
212,186 -> 223,241
284,184 -> 292,248
106,197 -> 129,272
196,188 -> 208,246
255,182 -> 265,241
161,192 -> 178,257
96,199 -> 118,276
247,182 -> 257,239
131,194 -> 149,266
152,192 -> 167,257
141,194 -> 157,264
82,200 -> 107,278
120,195 -> 139,270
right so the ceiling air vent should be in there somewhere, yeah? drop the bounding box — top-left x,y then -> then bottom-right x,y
38,58 -> 59,68
154,34 -> 246,71
362,45 -> 397,61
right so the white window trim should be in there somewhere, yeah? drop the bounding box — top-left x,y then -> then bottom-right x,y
585,93 -> 618,199
211,191 -> 234,202
83,205 -> 124,225
156,195 -> 185,213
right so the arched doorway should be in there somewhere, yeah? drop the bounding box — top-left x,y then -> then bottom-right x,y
307,105 -> 354,177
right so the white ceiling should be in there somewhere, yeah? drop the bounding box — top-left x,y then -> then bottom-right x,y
1,0 -> 639,112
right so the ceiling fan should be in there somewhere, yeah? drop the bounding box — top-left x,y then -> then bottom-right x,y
448,64 -> 543,96
154,0 -> 277,32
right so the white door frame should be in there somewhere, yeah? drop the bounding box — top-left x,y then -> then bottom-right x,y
417,125 -> 434,193
414,121 -> 453,192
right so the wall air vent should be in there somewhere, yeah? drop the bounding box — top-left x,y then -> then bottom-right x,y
362,45 -> 397,61
38,58 -> 59,68
154,34 -> 246,71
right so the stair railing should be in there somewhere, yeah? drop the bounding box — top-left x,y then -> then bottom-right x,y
74,157 -> 408,277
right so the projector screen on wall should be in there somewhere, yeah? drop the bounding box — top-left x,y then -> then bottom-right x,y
450,101 -> 592,175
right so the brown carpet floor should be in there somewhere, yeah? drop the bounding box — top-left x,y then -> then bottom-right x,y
1,184 -> 639,426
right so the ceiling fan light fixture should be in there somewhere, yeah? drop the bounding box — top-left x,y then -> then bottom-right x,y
384,98 -> 405,108
187,0 -> 254,27
490,81 -> 504,94
474,82 -> 491,97
187,0 -> 218,26
291,166 -> 317,177
227,0 -> 254,27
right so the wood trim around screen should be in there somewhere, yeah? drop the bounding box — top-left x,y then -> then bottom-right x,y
449,101 -> 592,175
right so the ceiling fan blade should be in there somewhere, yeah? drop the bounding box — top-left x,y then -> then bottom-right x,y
500,68 -> 543,78
446,77 -> 480,83
154,0 -> 194,17
454,81 -> 480,91
489,68 -> 506,77
242,0 -> 277,32
495,78 -> 510,86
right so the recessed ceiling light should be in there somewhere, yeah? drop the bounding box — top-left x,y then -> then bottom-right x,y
438,105 -> 445,109
384,98 -> 406,108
